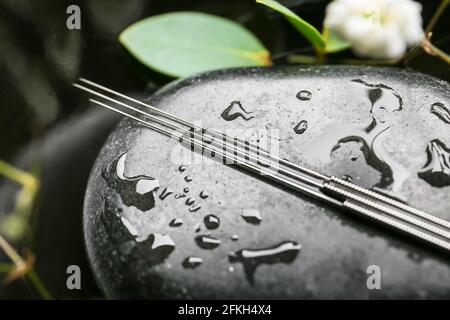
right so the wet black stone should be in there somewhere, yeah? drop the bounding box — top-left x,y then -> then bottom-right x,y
84,66 -> 450,299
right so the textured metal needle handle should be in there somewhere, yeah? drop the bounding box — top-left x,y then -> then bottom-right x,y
343,199 -> 450,252
331,176 -> 450,229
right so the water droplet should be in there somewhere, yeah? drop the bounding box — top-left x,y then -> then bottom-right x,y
194,224 -> 201,233
430,102 -> 450,124
221,101 -> 255,121
293,120 -> 308,134
178,165 -> 187,172
169,218 -> 183,227
350,155 -> 358,161
150,233 -> 175,250
141,233 -> 176,266
241,209 -> 262,225
307,79 -> 409,192
195,235 -> 221,249
199,191 -> 209,199
231,234 -> 239,241
102,153 -> 159,211
175,193 -> 186,199
228,266 -> 235,273
204,214 -> 220,229
98,197 -> 135,244
185,197 -> 196,206
296,90 -> 312,101
353,78 -> 403,122
135,180 -> 159,195
183,187 -> 189,193
120,216 -> 139,238
159,187 -> 173,200
229,241 -> 301,284
418,139 -> 450,187
189,204 -> 202,212
185,176 -> 193,182
182,256 -> 203,269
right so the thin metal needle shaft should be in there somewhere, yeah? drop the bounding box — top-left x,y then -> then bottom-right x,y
88,98 -> 450,252
77,79 -> 450,233
76,83 -> 324,188
79,78 -> 328,181
89,98 -> 341,205
77,81 -> 450,253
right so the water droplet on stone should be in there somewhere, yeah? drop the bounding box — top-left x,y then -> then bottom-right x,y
178,165 -> 187,172
169,218 -> 183,227
418,139 -> 450,187
159,187 -> 173,200
228,266 -> 235,272
229,241 -> 301,284
308,79 -> 409,192
175,193 -> 186,199
185,176 -> 193,182
185,197 -> 196,206
135,180 -> 159,195
150,233 -> 175,250
195,224 -> 201,233
204,214 -> 220,229
296,90 -> 312,101
102,153 -> 159,211
430,102 -> 450,124
142,233 -> 176,267
350,155 -> 358,161
182,256 -> 203,269
195,235 -> 221,249
199,190 -> 209,199
221,101 -> 255,121
183,187 -> 189,193
189,204 -> 202,212
231,234 -> 239,241
293,120 -> 308,134
120,216 -> 139,239
241,209 -> 262,225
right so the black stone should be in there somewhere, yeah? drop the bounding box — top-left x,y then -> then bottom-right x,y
84,66 -> 450,299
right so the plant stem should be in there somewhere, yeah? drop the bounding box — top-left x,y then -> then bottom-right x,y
399,44 -> 422,65
401,0 -> 450,66
0,159 -> 37,188
288,54 -> 318,64
288,54 -> 396,65
0,234 -> 52,299
422,39 -> 450,64
0,234 -> 23,266
26,269 -> 52,300
425,0 -> 449,34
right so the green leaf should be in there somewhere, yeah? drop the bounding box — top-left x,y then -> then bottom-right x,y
324,29 -> 351,53
256,0 -> 325,49
119,12 -> 271,78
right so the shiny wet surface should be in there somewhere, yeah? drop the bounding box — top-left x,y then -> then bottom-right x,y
85,66 -> 450,299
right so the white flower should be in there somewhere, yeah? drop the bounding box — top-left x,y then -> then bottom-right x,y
324,0 -> 424,59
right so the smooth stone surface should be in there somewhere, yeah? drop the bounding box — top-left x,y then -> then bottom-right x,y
84,66 -> 450,299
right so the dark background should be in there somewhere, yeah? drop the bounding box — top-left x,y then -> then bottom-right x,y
0,0 -> 448,299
